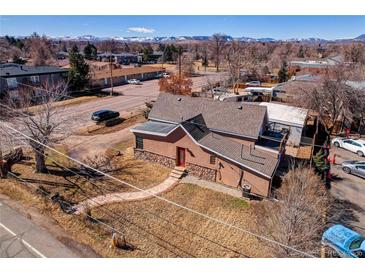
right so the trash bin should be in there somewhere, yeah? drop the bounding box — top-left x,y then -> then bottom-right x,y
242,184 -> 252,198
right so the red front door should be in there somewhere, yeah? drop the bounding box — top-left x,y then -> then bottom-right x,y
177,147 -> 186,167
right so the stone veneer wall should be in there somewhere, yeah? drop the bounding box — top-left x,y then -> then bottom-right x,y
134,149 -> 175,169
186,163 -> 216,182
134,149 -> 217,181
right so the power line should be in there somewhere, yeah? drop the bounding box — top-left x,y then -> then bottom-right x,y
0,122 -> 317,258
4,129 -> 249,257
3,131 -> 197,257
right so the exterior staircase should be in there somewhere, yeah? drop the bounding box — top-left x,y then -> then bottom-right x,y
170,166 -> 187,179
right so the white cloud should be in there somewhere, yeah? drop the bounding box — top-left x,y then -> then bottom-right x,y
128,27 -> 155,34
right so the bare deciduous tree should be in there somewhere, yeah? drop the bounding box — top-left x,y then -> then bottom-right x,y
25,33 -> 56,66
256,166 -> 329,257
1,82 -> 70,173
210,33 -> 226,72
296,66 -> 359,134
225,41 -> 244,93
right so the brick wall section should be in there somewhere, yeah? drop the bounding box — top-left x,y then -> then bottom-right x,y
134,149 -> 217,181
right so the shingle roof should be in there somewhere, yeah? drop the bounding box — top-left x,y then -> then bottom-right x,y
181,115 -> 278,178
0,63 -> 67,78
149,93 -> 267,139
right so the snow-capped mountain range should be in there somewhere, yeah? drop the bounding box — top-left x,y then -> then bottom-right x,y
13,34 -> 365,43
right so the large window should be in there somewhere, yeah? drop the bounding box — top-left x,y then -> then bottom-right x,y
6,78 -> 18,89
136,136 -> 143,149
30,75 -> 40,83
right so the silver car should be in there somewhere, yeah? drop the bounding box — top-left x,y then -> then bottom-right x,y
342,161 -> 365,179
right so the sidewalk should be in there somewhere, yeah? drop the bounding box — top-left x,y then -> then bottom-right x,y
74,176 -> 179,214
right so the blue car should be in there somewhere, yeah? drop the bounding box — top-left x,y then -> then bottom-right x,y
322,224 -> 365,258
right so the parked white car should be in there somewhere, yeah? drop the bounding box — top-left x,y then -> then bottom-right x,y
127,79 -> 141,85
332,137 -> 365,157
245,81 -> 261,86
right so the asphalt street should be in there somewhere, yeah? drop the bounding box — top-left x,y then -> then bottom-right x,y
0,198 -> 80,258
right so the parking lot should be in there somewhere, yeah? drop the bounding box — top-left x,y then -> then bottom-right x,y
329,145 -> 365,232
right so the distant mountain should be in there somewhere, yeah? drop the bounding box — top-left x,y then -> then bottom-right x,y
13,34 -> 365,43
354,34 -> 365,41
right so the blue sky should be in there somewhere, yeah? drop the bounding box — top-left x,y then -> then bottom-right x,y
1,16 -> 364,39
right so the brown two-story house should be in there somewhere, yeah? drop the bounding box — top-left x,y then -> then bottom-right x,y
131,93 -> 285,197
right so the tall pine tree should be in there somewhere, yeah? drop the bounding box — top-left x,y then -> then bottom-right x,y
278,60 -> 289,83
68,45 -> 90,91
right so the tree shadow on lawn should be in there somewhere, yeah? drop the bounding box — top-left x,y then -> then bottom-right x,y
18,177 -> 78,189
328,197 -> 365,230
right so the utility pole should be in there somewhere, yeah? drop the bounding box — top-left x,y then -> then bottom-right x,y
310,116 -> 319,169
178,46 -> 182,80
109,52 -> 114,96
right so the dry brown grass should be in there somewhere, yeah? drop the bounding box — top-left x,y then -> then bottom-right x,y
77,114 -> 146,136
27,96 -> 98,114
9,145 -> 170,204
1,145 -> 272,258
0,179 -> 128,258
90,183 -> 269,258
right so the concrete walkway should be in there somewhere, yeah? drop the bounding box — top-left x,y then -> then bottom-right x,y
181,175 -> 243,198
74,176 -> 178,214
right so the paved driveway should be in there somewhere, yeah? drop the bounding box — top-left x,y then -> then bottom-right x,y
329,146 -> 365,232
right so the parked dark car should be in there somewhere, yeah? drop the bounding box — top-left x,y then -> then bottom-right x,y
91,110 -> 120,122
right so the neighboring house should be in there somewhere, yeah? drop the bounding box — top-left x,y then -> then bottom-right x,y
289,55 -> 345,75
97,53 -> 142,64
91,66 -> 165,88
0,63 -> 68,99
259,102 -> 309,146
258,102 -> 316,159
131,93 -> 287,197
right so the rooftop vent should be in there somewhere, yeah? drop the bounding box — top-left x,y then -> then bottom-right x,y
177,97 -> 182,101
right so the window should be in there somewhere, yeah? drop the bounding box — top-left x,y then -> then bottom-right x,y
6,78 -> 18,89
136,136 -> 143,149
210,155 -> 216,165
349,237 -> 364,250
352,142 -> 362,147
30,75 -> 40,83
356,165 -> 365,170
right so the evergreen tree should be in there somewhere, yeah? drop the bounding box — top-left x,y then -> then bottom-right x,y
312,149 -> 330,181
278,60 -> 289,83
68,45 -> 90,91
83,42 -> 97,60
297,45 -> 305,58
202,50 -> 208,70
